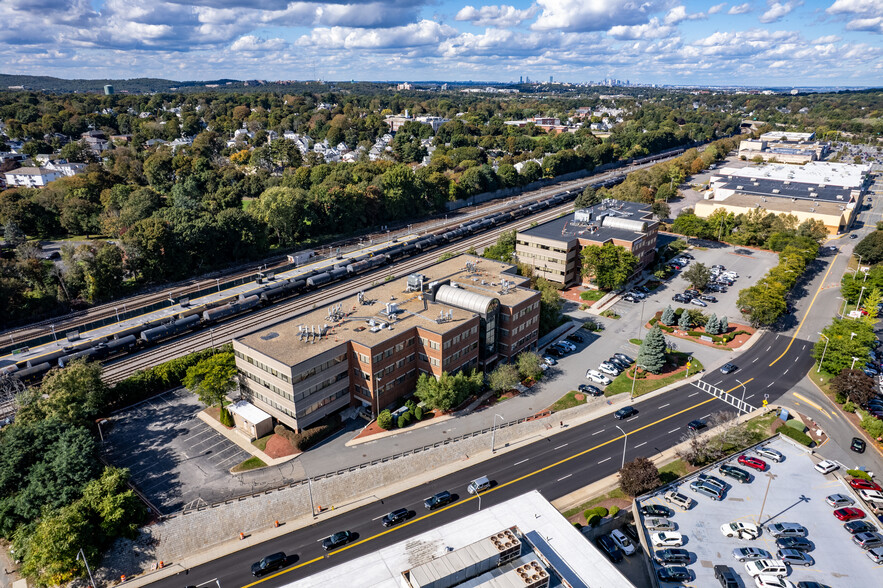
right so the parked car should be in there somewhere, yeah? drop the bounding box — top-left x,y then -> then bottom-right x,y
755,447 -> 784,463
622,522 -> 641,544
776,548 -> 813,567
851,437 -> 867,453
595,534 -> 623,563
766,523 -> 806,538
251,552 -> 288,577
381,508 -> 410,527
697,473 -> 727,491
844,520 -> 878,534
641,504 -> 674,518
776,537 -> 813,552
814,460 -> 838,475
721,521 -> 761,540
610,529 -> 636,555
755,575 -> 796,588
424,491 -> 453,510
720,464 -> 751,484
850,478 -> 883,492
651,532 -> 684,547
733,547 -> 772,562
566,333 -> 583,343
614,406 -> 637,420
614,353 -> 634,364
690,298 -> 708,307
664,490 -> 694,510
714,564 -> 740,588
646,517 -> 677,531
858,488 -> 883,504
720,363 -> 738,374
852,531 -> 883,550
542,355 -> 558,366
672,293 -> 689,303
701,295 -> 718,303
609,356 -> 630,370
825,494 -> 855,508
656,547 -> 691,564
687,419 -> 706,431
738,455 -> 767,471
578,384 -> 603,397
586,369 -> 612,385
599,362 -> 621,376
322,530 -> 353,550
867,546 -> 883,564
745,558 -> 788,577
834,507 -> 866,521
656,566 -> 691,583
557,340 -> 576,352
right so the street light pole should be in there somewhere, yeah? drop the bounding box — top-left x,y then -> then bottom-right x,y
857,286 -> 868,314
817,333 -> 829,373
77,548 -> 96,588
614,425 -> 628,468
852,356 -> 860,370
491,413 -> 505,453
736,378 -> 747,411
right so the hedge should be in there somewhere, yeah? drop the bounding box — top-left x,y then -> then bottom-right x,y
778,425 -> 813,446
848,469 -> 872,480
586,514 -> 601,527
609,506 -> 620,517
276,413 -> 342,451
583,506 -> 609,523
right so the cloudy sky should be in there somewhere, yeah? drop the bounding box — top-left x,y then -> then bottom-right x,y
1,0 -> 882,85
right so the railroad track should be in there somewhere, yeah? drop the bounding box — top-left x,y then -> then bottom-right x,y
100,202 -> 576,383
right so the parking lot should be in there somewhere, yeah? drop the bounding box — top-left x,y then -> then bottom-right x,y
103,388 -> 255,513
635,436 -> 883,587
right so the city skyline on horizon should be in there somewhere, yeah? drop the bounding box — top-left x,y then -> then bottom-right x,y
1,1 -> 882,86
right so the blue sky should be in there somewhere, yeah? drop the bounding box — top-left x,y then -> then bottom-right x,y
1,0 -> 881,85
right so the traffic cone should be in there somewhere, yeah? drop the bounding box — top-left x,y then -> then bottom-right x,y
158,561 -> 164,569
121,575 -> 126,583
274,520 -> 279,528
239,532 -> 244,540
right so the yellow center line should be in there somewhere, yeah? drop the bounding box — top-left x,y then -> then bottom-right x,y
242,396 -> 719,586
769,252 -> 839,367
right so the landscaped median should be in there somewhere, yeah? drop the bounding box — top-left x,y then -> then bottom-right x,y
604,349 -> 703,398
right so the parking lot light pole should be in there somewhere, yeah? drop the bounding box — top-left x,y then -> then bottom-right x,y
77,548 -> 96,588
757,472 -> 778,525
817,333 -> 829,373
614,425 -> 627,468
856,286 -> 868,315
629,364 -> 648,403
491,413 -> 504,454
852,356 -> 861,370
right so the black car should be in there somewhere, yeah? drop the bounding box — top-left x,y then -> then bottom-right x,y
595,534 -> 623,563
424,491 -> 454,510
680,253 -> 694,260
655,548 -> 691,564
656,566 -> 691,583
614,406 -> 637,420
700,295 -> 718,303
322,531 -> 353,551
623,523 -> 641,544
719,464 -> 751,484
641,504 -> 674,518
685,289 -> 700,297
713,564 -> 739,588
845,520 -> 878,534
614,353 -> 634,364
852,437 -> 867,453
776,537 -> 813,552
672,294 -> 689,303
609,356 -> 630,369
687,419 -> 705,431
381,508 -> 409,527
851,233 -> 859,239
545,346 -> 563,357
578,384 -> 603,397
567,333 -> 584,343
797,582 -> 832,588
719,363 -> 737,374
251,552 -> 288,576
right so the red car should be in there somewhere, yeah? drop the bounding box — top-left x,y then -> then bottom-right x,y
849,478 -> 883,492
834,507 -> 866,521
738,454 -> 767,471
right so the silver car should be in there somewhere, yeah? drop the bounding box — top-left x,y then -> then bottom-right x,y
646,518 -> 677,531
733,547 -> 771,562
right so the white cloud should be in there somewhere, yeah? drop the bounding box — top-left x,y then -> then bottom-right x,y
827,0 -> 883,15
230,35 -> 287,51
298,19 -> 457,49
663,5 -> 706,25
708,3 -> 727,14
532,0 -> 666,32
728,3 -> 752,14
454,5 -> 538,27
812,34 -> 841,43
846,16 -> 883,32
759,1 -> 800,24
608,18 -> 675,40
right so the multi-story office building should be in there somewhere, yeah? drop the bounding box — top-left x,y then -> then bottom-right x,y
515,199 -> 659,286
233,256 -> 540,432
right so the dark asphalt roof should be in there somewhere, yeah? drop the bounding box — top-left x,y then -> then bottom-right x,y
717,177 -> 854,203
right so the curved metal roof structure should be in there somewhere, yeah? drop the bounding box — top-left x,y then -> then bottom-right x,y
435,285 -> 499,315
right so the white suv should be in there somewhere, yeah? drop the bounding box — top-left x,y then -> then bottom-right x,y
586,369 -> 611,385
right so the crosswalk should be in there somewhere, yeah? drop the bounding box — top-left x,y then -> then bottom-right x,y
692,378 -> 756,413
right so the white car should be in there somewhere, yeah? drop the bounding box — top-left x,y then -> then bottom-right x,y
651,532 -> 684,547
556,340 -> 576,352
859,488 -> 883,504
754,575 -> 795,588
599,362 -> 621,376
814,460 -> 838,474
586,369 -> 612,385
610,529 -> 636,555
755,447 -> 784,463
721,521 -> 761,540
690,298 -> 707,307
542,356 -> 557,366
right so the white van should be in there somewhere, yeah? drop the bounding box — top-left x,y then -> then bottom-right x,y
467,476 -> 491,495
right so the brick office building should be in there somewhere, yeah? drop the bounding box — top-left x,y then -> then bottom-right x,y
232,256 -> 540,432
514,199 -> 659,286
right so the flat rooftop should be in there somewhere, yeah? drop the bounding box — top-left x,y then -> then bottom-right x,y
714,161 -> 870,189
760,131 -> 815,142
700,193 -> 849,219
286,490 -> 634,588
715,176 -> 856,203
236,255 -> 535,366
519,200 -> 653,245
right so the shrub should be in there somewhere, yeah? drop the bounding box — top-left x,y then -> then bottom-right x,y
288,414 -> 341,450
785,418 -> 807,432
844,401 -> 856,413
778,425 -> 813,446
377,410 -> 393,430
595,506 -> 609,517
405,399 -> 417,412
414,406 -> 424,420
397,412 -> 412,429
848,469 -> 873,480
219,406 -> 234,427
835,392 -> 848,404
619,457 -> 661,496
609,506 -> 620,517
586,514 -> 601,527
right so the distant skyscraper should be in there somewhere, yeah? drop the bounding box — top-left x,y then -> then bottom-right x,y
549,75 -> 553,83
104,85 -> 114,95
519,75 -> 523,83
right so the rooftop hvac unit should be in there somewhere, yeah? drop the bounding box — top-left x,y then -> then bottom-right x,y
810,192 -> 818,198
772,189 -> 780,194
737,185 -> 744,190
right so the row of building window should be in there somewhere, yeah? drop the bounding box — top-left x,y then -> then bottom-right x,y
516,240 -> 567,254
235,350 -> 291,383
299,388 -> 348,419
242,370 -> 290,400
371,337 -> 417,363
292,353 -> 347,385
295,371 -> 348,401
248,390 -> 298,421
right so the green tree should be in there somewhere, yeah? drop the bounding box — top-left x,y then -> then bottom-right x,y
671,211 -> 709,238
580,242 -> 638,290
79,466 -> 143,538
37,360 -> 108,425
683,262 -> 712,290
618,457 -> 661,497
831,369 -> 876,405
15,500 -> 94,587
535,277 -> 563,335
678,309 -> 692,329
575,187 -> 598,208
719,316 -> 728,333
377,410 -> 393,430
855,231 -> 883,264
489,363 -> 520,393
660,305 -> 676,326
483,230 -> 516,263
248,186 -> 308,246
516,351 -> 544,381
813,318 -> 876,374
183,352 -> 238,408
637,325 -> 667,374
143,148 -> 175,192
706,313 -> 720,335
414,370 -> 482,411
737,282 -> 788,327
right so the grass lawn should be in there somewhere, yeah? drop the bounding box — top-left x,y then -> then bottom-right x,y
563,488 -> 627,518
551,390 -> 588,412
252,434 -> 273,451
629,338 -> 643,345
231,456 -> 267,473
605,354 -> 703,397
600,309 -> 620,319
744,409 -> 780,441
580,290 -> 605,302
658,459 -> 689,484
807,368 -> 835,396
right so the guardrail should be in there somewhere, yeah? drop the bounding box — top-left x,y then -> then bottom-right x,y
161,409 -> 553,519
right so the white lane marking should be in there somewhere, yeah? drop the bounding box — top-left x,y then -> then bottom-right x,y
627,416 -> 639,422
558,474 -> 573,482
701,414 -> 711,420
659,403 -> 670,409
715,380 -> 724,385
746,395 -> 754,400
794,357 -> 799,362
592,429 -> 605,435
371,514 -> 385,521
598,457 -> 612,464
767,382 -> 774,387
514,459 -> 529,466
688,392 -> 699,397
783,369 -> 789,375
634,442 -> 647,449
752,358 -> 759,363
766,345 -> 772,351
668,428 -> 680,434
554,443 -> 568,450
